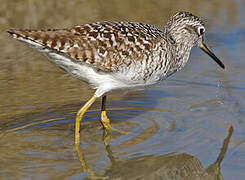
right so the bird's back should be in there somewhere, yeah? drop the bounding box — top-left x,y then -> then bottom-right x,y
8,21 -> 166,73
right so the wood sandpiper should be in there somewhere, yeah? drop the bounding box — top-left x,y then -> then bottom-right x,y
7,12 -> 225,145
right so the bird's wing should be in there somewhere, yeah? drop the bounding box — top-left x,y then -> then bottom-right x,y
7,21 -> 163,72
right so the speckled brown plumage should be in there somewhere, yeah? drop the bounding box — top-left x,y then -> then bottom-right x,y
7,11 -> 224,97
8,21 -> 166,73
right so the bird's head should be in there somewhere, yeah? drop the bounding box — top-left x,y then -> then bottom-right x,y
165,11 -> 225,69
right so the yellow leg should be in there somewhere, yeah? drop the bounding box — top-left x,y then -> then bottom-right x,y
100,96 -> 129,138
100,95 -> 112,131
75,95 -> 97,145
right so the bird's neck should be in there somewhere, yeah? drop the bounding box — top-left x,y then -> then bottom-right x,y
175,42 -> 192,69
164,31 -> 193,71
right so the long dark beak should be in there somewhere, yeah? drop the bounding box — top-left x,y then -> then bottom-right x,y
200,42 -> 225,69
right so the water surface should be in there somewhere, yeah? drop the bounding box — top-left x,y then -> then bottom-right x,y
0,0 -> 245,179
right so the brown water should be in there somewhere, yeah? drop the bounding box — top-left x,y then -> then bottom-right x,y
1,0 -> 245,179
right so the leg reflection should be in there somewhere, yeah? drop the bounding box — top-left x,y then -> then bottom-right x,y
75,130 -> 115,179
75,143 -> 108,179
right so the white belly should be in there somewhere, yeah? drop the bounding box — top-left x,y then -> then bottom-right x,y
16,37 -> 158,97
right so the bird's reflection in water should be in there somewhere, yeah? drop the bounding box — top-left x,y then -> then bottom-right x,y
75,126 -> 233,180
75,131 -> 113,180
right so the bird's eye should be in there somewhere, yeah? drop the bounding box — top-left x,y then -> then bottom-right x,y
198,26 -> 205,36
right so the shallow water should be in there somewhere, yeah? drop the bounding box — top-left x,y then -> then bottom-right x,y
0,0 -> 245,179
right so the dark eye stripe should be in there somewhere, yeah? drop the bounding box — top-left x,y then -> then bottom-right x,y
184,25 -> 205,36
184,25 -> 193,33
